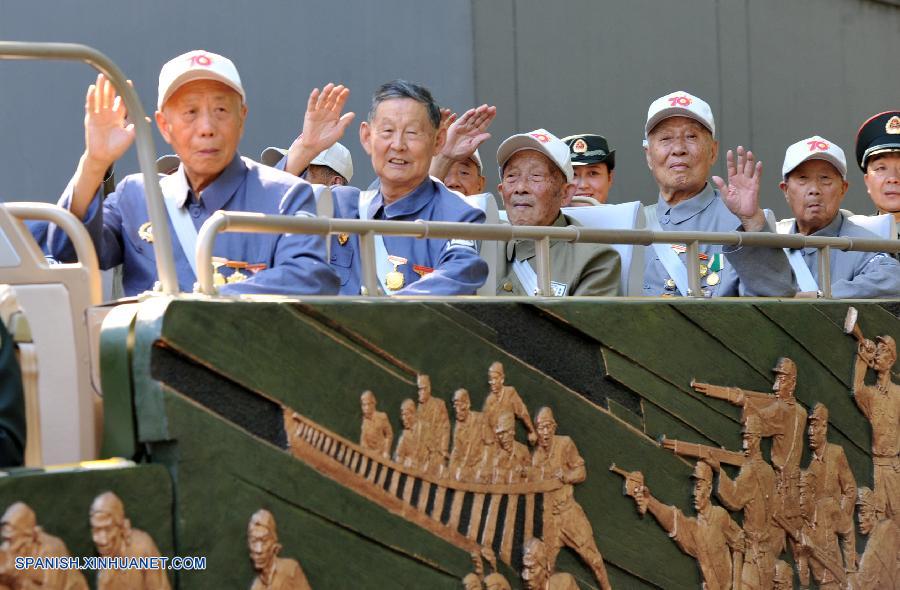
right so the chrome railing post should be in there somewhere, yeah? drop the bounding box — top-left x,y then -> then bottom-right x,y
818,245 -> 832,298
685,240 -> 703,297
535,237 -> 552,296
357,232 -> 381,296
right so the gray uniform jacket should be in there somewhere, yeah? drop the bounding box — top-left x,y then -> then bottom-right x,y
499,213 -> 621,296
786,211 -> 900,298
643,183 -> 796,297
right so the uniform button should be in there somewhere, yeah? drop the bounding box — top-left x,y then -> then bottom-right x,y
190,207 -> 201,218
502,281 -> 513,292
661,216 -> 670,225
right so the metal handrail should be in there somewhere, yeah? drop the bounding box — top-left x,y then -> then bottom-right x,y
195,212 -> 900,298
0,41 -> 178,294
5,202 -> 102,304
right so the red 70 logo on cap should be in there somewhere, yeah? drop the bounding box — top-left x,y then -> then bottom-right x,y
668,95 -> 692,107
806,140 -> 829,152
531,133 -> 551,143
190,54 -> 213,67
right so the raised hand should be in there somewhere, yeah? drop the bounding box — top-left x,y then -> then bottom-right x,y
84,74 -> 135,169
285,83 -> 356,175
713,146 -> 766,231
440,104 -> 496,162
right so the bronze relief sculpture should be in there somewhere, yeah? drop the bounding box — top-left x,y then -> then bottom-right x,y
247,509 -> 310,590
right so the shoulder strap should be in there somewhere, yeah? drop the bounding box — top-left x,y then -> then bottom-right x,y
160,172 -> 199,278
772,215 -> 819,292
511,258 -> 539,296
644,204 -> 689,296
358,190 -> 391,294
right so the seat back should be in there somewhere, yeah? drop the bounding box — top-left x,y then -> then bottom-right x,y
561,202 -> 646,296
462,193 -> 503,296
0,203 -> 101,464
847,213 -> 896,239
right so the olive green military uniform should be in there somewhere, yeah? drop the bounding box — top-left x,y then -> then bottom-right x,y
498,214 -> 621,296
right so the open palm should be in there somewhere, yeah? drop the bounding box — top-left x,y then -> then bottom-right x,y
713,146 -> 762,221
84,74 -> 135,167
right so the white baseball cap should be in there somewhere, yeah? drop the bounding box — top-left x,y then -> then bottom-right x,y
782,136 -> 847,180
157,50 -> 245,110
259,143 -> 354,182
496,129 -> 573,182
470,148 -> 483,174
645,91 -> 715,138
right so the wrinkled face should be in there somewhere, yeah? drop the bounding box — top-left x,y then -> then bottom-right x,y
361,394 -> 375,419
772,372 -> 796,399
401,405 -> 416,430
360,98 -> 442,198
521,553 -> 546,590
247,525 -> 276,571
645,117 -> 717,199
91,513 -> 124,557
874,341 -> 897,372
1,521 -> 29,555
536,419 -> 555,449
156,80 -> 246,191
453,395 -> 470,422
445,158 -> 485,196
488,369 -> 503,394
499,150 -> 571,227
417,376 -> 431,403
864,153 -> 900,214
857,503 -> 876,535
808,420 -> 826,451
496,426 -> 514,452
781,159 -> 847,235
572,163 -> 613,204
693,478 -> 711,512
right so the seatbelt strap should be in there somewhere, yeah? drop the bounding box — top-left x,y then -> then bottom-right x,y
358,190 -> 391,294
644,204 -> 689,296
160,171 -> 199,278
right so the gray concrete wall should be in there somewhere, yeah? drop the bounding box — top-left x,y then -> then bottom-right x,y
2,0 -> 898,219
474,0 -> 900,217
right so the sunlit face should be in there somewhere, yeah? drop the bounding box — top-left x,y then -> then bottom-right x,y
499,151 -> 573,227
693,478 -> 711,512
864,153 -> 900,214
742,431 -> 761,456
772,372 -> 796,399
445,158 -> 485,196
91,513 -> 124,557
488,369 -> 503,394
780,159 -> 847,235
874,341 -> 897,372
536,419 -> 555,449
521,553 -> 546,590
572,163 -> 614,204
360,98 -> 443,200
361,393 -> 375,419
857,503 -> 876,535
808,420 -> 826,451
247,525 -> 276,572
645,117 -> 717,201
401,404 -> 416,430
453,393 -> 470,422
417,376 -> 431,403
155,80 -> 246,192
496,426 -> 514,453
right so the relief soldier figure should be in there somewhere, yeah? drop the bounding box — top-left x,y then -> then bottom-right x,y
483,362 -> 537,445
0,502 -> 88,590
247,509 -> 311,590
478,412 -> 530,484
704,415 -> 777,590
630,461 -> 744,590
850,487 -> 899,589
394,399 -> 420,468
89,492 -> 171,590
359,390 -> 393,458
793,470 -> 854,589
530,408 -> 611,590
850,330 -> 899,521
520,537 -> 579,590
806,403 -> 856,519
449,389 -> 491,482
415,374 -> 451,473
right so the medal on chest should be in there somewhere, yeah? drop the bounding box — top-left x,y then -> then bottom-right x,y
385,255 -> 408,291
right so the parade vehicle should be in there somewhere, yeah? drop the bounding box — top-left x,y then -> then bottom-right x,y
0,42 -> 898,589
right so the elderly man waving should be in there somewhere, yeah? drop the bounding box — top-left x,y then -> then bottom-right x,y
46,50 -> 338,296
642,91 -> 796,297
